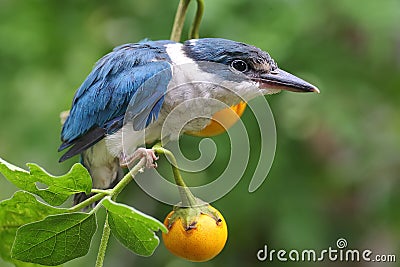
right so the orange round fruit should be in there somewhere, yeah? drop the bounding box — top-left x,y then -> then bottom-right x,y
162,206 -> 228,262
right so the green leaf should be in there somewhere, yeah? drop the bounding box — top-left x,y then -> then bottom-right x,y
0,158 -> 92,206
0,191 -> 65,266
102,198 -> 167,257
2,259 -> 48,267
11,212 -> 97,266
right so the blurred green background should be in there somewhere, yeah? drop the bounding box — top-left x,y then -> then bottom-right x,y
0,0 -> 399,266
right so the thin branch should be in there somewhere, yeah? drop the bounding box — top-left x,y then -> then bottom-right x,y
152,145 -> 197,207
68,192 -> 107,213
111,157 -> 147,200
91,189 -> 113,195
67,156 -> 146,211
93,157 -> 147,267
95,213 -> 111,267
170,0 -> 191,42
189,0 -> 204,39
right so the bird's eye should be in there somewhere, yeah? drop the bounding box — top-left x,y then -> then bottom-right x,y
231,60 -> 248,72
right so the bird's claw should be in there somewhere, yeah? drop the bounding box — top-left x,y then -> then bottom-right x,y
119,148 -> 158,169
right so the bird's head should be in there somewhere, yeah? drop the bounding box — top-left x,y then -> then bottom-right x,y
182,38 -> 319,98
173,38 -> 319,137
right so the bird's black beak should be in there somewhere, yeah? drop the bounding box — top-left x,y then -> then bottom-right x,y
253,68 -> 319,93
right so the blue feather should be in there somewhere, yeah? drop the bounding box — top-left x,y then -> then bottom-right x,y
59,41 -> 174,160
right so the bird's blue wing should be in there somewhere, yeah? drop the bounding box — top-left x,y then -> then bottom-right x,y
125,67 -> 171,131
59,42 -> 173,161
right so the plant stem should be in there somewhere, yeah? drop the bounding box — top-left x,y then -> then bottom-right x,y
68,193 -> 107,213
152,145 -> 198,207
189,0 -> 204,39
69,157 -> 147,212
95,213 -> 111,267
170,0 -> 191,42
111,157 -> 146,200
93,157 -> 147,267
91,189 -> 112,195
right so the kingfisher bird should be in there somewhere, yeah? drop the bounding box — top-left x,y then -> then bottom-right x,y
58,38 -> 319,203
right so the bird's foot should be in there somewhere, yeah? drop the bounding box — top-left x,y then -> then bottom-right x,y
119,148 -> 159,168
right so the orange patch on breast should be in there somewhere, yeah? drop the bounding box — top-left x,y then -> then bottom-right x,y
186,101 -> 247,137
